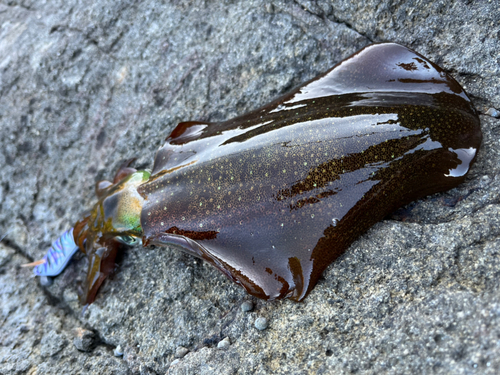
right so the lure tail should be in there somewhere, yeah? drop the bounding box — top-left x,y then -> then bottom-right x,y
22,228 -> 80,277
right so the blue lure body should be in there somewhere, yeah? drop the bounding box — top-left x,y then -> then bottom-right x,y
32,228 -> 80,277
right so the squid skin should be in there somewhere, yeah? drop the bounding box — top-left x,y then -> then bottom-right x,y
31,43 -> 481,304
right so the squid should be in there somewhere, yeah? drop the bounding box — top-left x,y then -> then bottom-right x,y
24,43 -> 481,305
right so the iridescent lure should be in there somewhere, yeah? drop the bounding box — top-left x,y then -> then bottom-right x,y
23,228 -> 79,277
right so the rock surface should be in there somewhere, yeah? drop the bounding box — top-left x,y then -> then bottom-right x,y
1,1 -> 499,374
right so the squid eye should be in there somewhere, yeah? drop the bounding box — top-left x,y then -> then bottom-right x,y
117,235 -> 139,246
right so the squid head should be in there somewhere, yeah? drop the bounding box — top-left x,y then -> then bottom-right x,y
72,162 -> 150,305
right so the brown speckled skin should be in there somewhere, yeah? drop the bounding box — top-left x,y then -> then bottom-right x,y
138,43 -> 481,301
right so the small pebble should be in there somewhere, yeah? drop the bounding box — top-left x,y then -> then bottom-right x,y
114,345 -> 123,357
254,317 -> 269,331
265,3 -> 274,13
40,276 -> 53,287
73,328 -> 95,352
486,108 -> 499,118
175,346 -> 189,358
170,359 -> 180,367
217,337 -> 231,350
241,301 -> 253,312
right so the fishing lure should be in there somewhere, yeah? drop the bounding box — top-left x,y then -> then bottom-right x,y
22,228 -> 79,277
27,43 -> 482,304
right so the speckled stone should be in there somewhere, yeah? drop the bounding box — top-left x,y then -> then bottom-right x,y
0,1 -> 499,374
0,247 -> 128,374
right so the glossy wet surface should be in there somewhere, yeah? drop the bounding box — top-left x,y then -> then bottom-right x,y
139,43 -> 481,301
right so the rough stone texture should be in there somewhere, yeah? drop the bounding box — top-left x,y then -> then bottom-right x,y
0,1 -> 498,374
